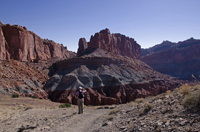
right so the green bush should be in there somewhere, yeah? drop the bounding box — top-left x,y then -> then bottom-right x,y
12,93 -> 19,98
31,95 -> 37,99
59,103 -> 71,108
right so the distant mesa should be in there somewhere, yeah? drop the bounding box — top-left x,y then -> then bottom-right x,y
142,38 -> 200,80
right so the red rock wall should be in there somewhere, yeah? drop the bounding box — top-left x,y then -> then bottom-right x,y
1,24 -> 75,62
0,23 -> 7,60
48,79 -> 180,105
77,28 -> 141,60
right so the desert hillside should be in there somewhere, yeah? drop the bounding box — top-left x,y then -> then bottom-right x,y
0,83 -> 199,132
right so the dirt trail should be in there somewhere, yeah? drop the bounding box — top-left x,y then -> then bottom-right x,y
0,107 -> 110,132
0,95 -> 111,132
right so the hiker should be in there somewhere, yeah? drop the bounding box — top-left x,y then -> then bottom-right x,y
75,86 -> 86,114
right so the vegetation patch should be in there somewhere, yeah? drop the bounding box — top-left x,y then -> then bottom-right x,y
31,95 -> 37,99
134,98 -> 145,103
106,115 -> 114,121
108,108 -> 121,115
180,83 -> 191,95
166,90 -> 171,95
59,103 -> 71,108
12,93 -> 19,98
139,102 -> 152,115
183,91 -> 200,108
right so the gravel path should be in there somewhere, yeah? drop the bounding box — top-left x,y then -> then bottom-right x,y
0,104 -> 110,132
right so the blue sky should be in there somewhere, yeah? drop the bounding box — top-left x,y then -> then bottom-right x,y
0,0 -> 199,52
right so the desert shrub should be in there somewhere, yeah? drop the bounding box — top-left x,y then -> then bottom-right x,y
134,98 -> 145,103
59,103 -> 71,108
180,83 -> 191,95
193,84 -> 199,90
166,90 -> 171,95
183,92 -> 200,108
139,102 -> 152,115
12,93 -> 19,98
31,95 -> 37,99
108,109 -> 121,115
106,115 -> 114,121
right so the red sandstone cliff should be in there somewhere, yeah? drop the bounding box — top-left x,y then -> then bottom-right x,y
1,23 -> 75,62
77,28 -> 141,60
0,22 -> 75,99
0,22 -> 9,60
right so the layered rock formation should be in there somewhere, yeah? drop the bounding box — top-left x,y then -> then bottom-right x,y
1,23 -> 75,62
142,38 -> 200,80
77,28 -> 141,60
46,46 -> 180,105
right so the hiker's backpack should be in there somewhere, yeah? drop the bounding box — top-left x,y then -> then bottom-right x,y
78,91 -> 84,99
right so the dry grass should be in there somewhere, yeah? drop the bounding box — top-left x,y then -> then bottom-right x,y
139,102 -> 152,115
106,115 -> 114,121
183,91 -> 200,108
134,98 -> 145,103
192,84 -> 199,90
166,90 -> 171,95
129,101 -> 137,107
180,83 -> 191,95
108,108 -> 121,115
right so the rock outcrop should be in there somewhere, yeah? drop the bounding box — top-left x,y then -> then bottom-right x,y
46,48 -> 181,105
0,22 -> 75,98
0,22 -> 9,60
77,28 -> 141,60
142,38 -> 200,80
1,23 -> 75,62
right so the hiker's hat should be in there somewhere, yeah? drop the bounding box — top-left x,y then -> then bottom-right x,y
79,86 -> 83,89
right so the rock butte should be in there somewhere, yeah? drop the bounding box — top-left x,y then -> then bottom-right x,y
45,29 -> 181,105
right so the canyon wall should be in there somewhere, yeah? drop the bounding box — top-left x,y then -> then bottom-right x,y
0,23 -> 75,62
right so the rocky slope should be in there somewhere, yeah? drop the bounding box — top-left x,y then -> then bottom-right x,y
45,29 -> 181,105
142,38 -> 200,80
0,59 -> 50,99
96,83 -> 200,132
